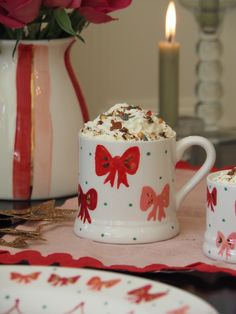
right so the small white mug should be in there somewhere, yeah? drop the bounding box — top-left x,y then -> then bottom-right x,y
203,171 -> 236,263
74,134 -> 215,244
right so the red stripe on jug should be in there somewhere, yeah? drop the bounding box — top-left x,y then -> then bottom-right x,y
32,45 -> 52,197
64,40 -> 89,122
13,44 -> 33,199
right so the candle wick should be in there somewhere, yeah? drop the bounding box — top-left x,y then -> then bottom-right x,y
167,34 -> 173,43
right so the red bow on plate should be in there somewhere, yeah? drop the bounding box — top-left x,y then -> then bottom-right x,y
95,145 -> 140,189
87,276 -> 121,291
140,184 -> 170,221
127,284 -> 168,304
48,274 -> 80,286
10,272 -> 40,284
216,231 -> 236,258
207,187 -> 217,212
78,185 -> 97,224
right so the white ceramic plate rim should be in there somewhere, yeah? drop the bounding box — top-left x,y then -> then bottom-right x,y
0,265 -> 218,314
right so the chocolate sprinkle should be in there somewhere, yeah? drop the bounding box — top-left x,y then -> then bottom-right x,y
120,127 -> 129,133
159,132 -> 167,138
127,105 -> 141,111
227,167 -> 236,177
110,120 -> 122,131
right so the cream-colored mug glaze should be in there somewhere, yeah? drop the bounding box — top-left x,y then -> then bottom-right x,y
203,169 -> 236,263
74,134 -> 215,244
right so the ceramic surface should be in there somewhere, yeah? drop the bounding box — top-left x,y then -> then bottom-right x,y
0,38 -> 88,200
0,265 -> 218,314
74,134 -> 215,244
203,170 -> 236,263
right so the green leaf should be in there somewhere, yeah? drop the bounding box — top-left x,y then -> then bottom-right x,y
53,8 -> 76,37
12,39 -> 20,58
15,28 -> 24,40
4,26 -> 16,39
76,33 -> 85,43
69,10 -> 87,33
27,23 -> 41,40
39,16 -> 63,39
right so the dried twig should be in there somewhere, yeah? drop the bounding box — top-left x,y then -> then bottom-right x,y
0,200 -> 77,248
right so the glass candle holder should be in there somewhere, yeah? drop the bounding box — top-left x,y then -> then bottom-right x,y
179,0 -> 236,131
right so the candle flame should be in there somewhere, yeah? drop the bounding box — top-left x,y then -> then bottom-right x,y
165,1 -> 176,42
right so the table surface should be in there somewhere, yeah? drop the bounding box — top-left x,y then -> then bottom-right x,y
1,221 -> 236,313
1,169 -> 236,314
139,270 -> 236,314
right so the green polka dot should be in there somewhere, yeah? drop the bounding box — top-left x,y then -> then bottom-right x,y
209,185 -> 212,189
133,237 -> 137,241
101,233 -> 105,237
42,305 -> 47,310
85,181 -> 88,184
79,228 -> 82,231
159,176 -> 162,180
127,280 -> 132,284
89,152 -> 92,156
172,178 -> 174,183
5,295 -> 10,299
224,187 -> 228,191
80,146 -> 82,150
104,302 -> 108,306
104,202 -> 107,206
222,218 -> 226,222
208,250 -> 211,254
146,152 -> 151,156
129,203 -> 133,207
209,224 -> 211,228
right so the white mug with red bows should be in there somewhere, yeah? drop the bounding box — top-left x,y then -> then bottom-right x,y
203,169 -> 236,263
74,133 -> 215,244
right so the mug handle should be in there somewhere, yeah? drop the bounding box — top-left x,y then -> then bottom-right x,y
175,136 -> 216,209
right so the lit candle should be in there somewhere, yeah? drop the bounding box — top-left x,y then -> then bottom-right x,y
159,1 -> 180,128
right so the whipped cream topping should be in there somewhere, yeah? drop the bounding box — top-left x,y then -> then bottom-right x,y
81,103 -> 175,141
213,167 -> 236,184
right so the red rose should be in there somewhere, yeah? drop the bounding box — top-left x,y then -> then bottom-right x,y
79,0 -> 132,23
0,0 -> 42,29
43,0 -> 82,8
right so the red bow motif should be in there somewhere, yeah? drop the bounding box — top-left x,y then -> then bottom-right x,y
48,274 -> 80,286
2,299 -> 22,314
10,272 -> 40,284
127,284 -> 168,304
167,305 -> 190,314
216,231 -> 236,258
78,185 -> 98,224
140,184 -> 170,221
63,302 -> 85,314
207,187 -> 217,212
87,276 -> 121,291
95,145 -> 140,189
